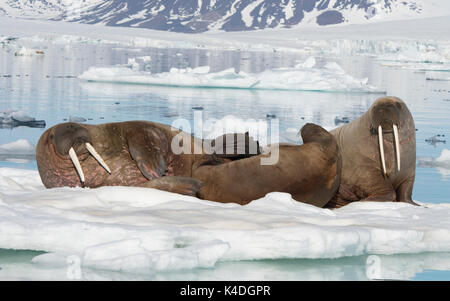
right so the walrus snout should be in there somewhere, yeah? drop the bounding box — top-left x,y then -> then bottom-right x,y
50,123 -> 111,183
370,99 -> 402,131
53,123 -> 92,156
369,97 -> 404,175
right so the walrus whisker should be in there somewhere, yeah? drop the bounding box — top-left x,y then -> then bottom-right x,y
378,125 -> 387,175
393,124 -> 400,171
85,142 -> 111,174
68,147 -> 85,183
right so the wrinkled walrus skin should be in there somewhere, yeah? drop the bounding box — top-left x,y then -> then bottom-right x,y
36,121 -> 207,196
36,121 -> 341,207
192,123 -> 341,207
327,96 -> 417,208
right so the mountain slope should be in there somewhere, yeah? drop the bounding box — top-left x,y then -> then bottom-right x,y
0,0 -> 448,33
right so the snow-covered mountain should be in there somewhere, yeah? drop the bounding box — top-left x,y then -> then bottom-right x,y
0,0 -> 448,33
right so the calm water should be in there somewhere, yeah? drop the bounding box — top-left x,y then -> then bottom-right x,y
0,39 -> 449,280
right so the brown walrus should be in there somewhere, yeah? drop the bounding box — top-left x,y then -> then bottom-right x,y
36,121 -> 207,195
327,96 -> 417,208
192,123 -> 341,207
36,121 -> 340,207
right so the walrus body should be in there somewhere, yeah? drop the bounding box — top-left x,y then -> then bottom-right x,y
193,123 -> 341,207
36,121 -> 340,207
328,96 -> 416,208
36,121 -> 205,195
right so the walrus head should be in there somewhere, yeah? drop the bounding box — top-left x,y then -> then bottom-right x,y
369,97 -> 404,175
38,122 -> 111,185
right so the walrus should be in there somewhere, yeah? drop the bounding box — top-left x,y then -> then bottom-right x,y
36,121 -> 340,207
326,96 -> 416,208
192,123 -> 341,207
36,121 -> 209,195
36,120 -> 263,194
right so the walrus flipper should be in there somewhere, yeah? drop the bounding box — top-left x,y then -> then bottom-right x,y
140,176 -> 203,196
209,132 -> 261,160
127,131 -> 168,180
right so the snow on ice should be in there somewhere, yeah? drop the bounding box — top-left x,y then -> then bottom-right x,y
78,57 -> 383,93
0,166 -> 450,274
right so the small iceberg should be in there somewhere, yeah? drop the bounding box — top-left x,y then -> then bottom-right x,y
418,149 -> 450,179
0,139 -> 36,163
0,110 -> 46,128
79,57 -> 384,93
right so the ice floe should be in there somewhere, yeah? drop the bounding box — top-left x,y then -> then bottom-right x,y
0,167 -> 450,274
0,110 -> 46,128
0,139 -> 35,155
0,139 -> 36,164
418,148 -> 450,178
79,57 -> 383,93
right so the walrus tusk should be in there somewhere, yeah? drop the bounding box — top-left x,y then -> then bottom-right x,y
393,124 -> 400,171
69,147 -> 85,183
85,142 -> 111,174
378,125 -> 387,175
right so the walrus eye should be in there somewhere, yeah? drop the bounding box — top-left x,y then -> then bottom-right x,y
393,124 -> 400,171
378,125 -> 387,175
85,142 -> 111,174
69,147 -> 85,183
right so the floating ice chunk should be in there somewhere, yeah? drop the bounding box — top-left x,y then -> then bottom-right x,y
69,116 -> 87,122
10,111 -> 35,122
436,149 -> 450,166
418,149 -> 450,178
79,63 -> 384,93
0,139 -> 35,155
0,110 -> 46,128
0,110 -> 35,123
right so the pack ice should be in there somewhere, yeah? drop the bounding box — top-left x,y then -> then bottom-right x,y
1,165 -> 450,274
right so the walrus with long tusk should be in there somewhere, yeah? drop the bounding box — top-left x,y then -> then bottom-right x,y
326,96 -> 417,208
36,121 -> 208,195
36,120 -> 265,196
36,121 -> 341,207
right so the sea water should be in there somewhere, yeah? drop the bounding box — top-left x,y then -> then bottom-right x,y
0,40 -> 449,280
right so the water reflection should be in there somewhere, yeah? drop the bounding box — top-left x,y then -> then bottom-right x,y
1,249 -> 449,281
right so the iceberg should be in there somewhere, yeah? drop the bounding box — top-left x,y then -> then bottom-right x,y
0,110 -> 46,128
0,167 -> 450,274
78,58 -> 384,93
